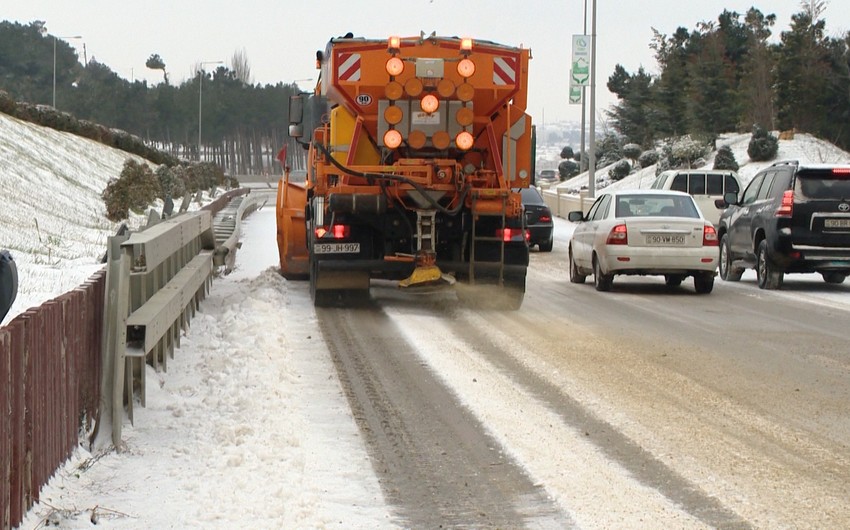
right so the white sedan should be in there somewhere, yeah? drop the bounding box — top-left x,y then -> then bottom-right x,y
567,189 -> 719,293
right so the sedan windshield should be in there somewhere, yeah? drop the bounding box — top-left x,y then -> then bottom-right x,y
615,194 -> 700,218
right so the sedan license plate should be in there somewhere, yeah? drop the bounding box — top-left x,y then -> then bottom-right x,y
646,234 -> 685,245
824,218 -> 850,229
313,242 -> 360,254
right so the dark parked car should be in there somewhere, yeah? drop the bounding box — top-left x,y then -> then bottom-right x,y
716,160 -> 850,288
518,187 -> 554,252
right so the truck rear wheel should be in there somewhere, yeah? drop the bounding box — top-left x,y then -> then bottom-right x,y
309,255 -> 371,307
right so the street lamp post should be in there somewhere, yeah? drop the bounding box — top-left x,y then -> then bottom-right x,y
53,35 -> 83,108
587,0 -> 598,197
198,61 -> 224,161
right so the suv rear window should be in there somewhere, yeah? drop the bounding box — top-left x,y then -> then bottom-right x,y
796,168 -> 850,199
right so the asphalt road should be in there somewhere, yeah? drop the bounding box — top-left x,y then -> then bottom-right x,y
316,221 -> 850,528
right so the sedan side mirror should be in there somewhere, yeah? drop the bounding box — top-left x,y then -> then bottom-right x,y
567,210 -> 584,222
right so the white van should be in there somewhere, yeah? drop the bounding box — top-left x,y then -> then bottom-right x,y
650,169 -> 741,226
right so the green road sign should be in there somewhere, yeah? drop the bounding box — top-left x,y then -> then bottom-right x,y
571,34 -> 590,87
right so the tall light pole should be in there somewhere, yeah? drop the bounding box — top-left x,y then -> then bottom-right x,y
587,0 -> 598,197
53,35 -> 82,108
198,60 -> 223,160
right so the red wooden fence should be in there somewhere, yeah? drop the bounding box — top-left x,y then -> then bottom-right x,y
0,270 -> 104,530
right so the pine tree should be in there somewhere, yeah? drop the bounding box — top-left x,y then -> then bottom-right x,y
713,145 -> 739,170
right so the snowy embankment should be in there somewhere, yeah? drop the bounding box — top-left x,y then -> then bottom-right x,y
547,131 -> 850,196
0,112 -> 142,325
18,205 -> 395,529
0,112 -> 212,326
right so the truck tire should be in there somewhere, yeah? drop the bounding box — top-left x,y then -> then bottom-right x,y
309,256 -> 336,307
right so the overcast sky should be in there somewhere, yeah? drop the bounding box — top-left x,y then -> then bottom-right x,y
7,1 -> 850,126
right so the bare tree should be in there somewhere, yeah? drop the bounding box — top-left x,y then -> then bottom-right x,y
741,9 -> 777,130
231,48 -> 252,85
802,0 -> 828,21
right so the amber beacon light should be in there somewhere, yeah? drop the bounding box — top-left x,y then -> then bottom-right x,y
455,131 -> 474,151
383,129 -> 402,149
420,94 -> 439,114
457,58 -> 475,78
386,56 -> 404,76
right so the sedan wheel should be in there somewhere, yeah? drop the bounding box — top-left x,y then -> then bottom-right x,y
593,256 -> 613,292
719,234 -> 743,281
569,247 -> 586,284
756,240 -> 783,289
693,273 -> 715,294
664,274 -> 684,287
822,272 -> 847,284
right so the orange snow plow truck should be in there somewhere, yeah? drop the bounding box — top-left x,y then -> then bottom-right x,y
276,33 -> 535,308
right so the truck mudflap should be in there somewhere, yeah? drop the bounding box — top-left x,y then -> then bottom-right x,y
276,178 -> 309,279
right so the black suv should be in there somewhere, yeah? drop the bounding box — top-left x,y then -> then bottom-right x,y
716,160 -> 850,289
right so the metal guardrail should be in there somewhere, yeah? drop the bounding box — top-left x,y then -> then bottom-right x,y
98,189 -> 266,447
1,188 -> 261,528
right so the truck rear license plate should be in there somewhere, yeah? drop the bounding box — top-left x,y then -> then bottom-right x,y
824,218 -> 850,229
314,242 -> 360,254
646,235 -> 685,245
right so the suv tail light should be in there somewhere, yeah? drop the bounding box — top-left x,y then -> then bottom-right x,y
703,225 -> 719,246
606,223 -> 628,245
775,190 -> 794,217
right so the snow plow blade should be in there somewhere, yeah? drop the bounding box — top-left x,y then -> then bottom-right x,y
276,177 -> 308,279
398,260 -> 456,288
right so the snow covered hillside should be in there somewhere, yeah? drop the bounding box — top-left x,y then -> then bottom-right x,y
0,112 -> 145,325
0,112 -> 215,326
545,131 -> 850,196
